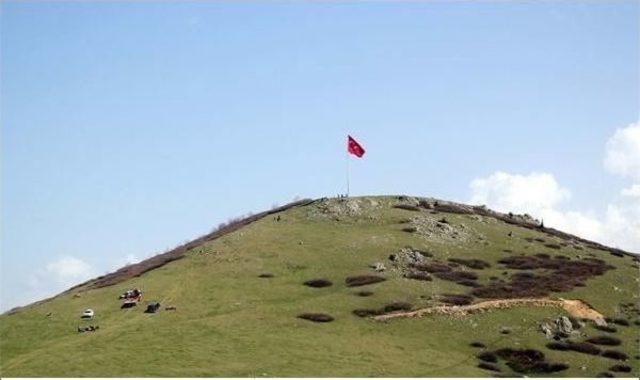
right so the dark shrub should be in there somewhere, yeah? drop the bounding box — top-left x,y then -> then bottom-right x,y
477,352 -> 498,363
534,238 -> 545,243
609,250 -> 625,258
457,279 -> 480,287
352,309 -> 377,317
611,318 -> 629,326
404,271 -> 432,281
402,227 -> 418,233
297,313 -> 334,322
495,348 -> 545,373
303,279 -> 332,288
441,294 -> 474,306
545,244 -> 562,249
448,258 -> 491,269
547,342 -> 570,351
382,302 -> 412,313
609,365 -> 631,373
412,262 -> 452,273
570,342 -> 601,355
549,342 -> 602,355
258,273 -> 274,278
470,342 -> 486,348
568,316 -> 582,329
601,350 -> 628,361
435,270 -> 478,282
595,325 -> 618,333
503,249 -> 513,253
586,336 -> 622,346
478,362 -> 501,372
596,372 -> 615,378
355,290 -> 373,297
537,363 -> 569,373
393,204 -> 420,211
345,275 -> 386,287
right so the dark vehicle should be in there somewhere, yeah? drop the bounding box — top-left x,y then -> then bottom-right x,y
145,301 -> 161,313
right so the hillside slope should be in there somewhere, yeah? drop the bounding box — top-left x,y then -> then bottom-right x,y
1,196 -> 638,377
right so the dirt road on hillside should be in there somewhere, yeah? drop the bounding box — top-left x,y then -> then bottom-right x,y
373,298 -> 605,323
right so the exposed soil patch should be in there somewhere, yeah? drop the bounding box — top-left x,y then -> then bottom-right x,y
404,214 -> 478,243
470,342 -> 486,348
297,313 -> 334,323
355,290 -> 373,297
373,298 -> 605,322
303,279 -> 332,288
345,275 -> 386,287
258,273 -> 274,278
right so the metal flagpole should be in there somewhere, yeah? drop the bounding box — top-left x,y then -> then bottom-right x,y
346,136 -> 350,197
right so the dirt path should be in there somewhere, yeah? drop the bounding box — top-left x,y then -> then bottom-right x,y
373,298 -> 605,324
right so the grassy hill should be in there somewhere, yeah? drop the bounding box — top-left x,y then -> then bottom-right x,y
1,196 -> 638,377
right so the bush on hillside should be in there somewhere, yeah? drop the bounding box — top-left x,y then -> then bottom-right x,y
297,313 -> 334,322
586,336 -> 622,346
303,279 -> 333,288
345,275 -> 386,287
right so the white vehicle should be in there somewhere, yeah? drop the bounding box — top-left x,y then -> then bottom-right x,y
80,309 -> 94,319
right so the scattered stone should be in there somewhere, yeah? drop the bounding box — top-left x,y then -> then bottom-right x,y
369,262 -> 386,272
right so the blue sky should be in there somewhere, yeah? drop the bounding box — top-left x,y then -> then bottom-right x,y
2,2 -> 639,311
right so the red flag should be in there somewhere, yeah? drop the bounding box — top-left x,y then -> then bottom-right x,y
347,135 -> 365,158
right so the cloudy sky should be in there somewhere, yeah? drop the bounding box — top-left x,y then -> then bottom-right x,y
1,2 -> 638,311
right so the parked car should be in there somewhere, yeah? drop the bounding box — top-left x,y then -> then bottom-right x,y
145,302 -> 160,314
80,309 -> 94,319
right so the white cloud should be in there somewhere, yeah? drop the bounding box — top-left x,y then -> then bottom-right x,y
469,171 -> 571,214
469,170 -> 639,253
44,256 -> 95,284
604,122 -> 640,180
621,184 -> 640,198
469,121 -> 640,253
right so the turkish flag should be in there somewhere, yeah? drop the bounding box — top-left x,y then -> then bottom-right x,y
347,135 -> 365,158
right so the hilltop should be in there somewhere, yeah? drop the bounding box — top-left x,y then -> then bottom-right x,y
1,196 -> 638,377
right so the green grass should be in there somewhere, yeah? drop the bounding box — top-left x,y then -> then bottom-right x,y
1,196 -> 638,377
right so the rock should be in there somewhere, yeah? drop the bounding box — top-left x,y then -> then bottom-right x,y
540,322 -> 554,339
555,316 -> 573,334
369,262 -> 386,272
594,317 -> 608,327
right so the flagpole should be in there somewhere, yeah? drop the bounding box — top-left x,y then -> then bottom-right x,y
346,137 -> 350,197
